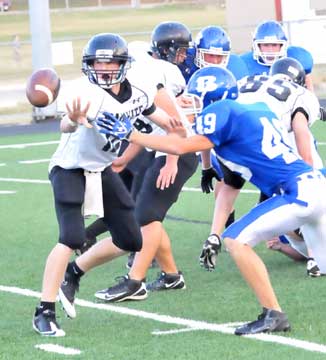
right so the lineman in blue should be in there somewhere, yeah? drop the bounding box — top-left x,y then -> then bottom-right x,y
178,25 -> 249,83
241,20 -> 314,90
98,66 -> 326,336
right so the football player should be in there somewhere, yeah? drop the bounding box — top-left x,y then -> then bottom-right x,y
58,22 -> 198,310
32,32 -> 175,337
203,57 -> 325,277
99,66 -> 326,335
240,20 -> 314,91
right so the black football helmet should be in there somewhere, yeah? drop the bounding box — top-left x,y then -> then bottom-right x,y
269,57 -> 305,86
82,33 -> 132,88
151,21 -> 192,64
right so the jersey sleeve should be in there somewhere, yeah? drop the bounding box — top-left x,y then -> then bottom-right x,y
293,89 -> 320,126
227,54 -> 249,81
287,46 -> 313,74
194,101 -> 231,146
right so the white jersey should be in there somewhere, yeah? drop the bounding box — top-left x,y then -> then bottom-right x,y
128,42 -> 189,156
50,73 -> 157,172
237,74 -> 323,169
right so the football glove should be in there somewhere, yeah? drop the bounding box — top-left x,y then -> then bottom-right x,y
199,234 -> 222,271
201,167 -> 222,194
97,112 -> 133,140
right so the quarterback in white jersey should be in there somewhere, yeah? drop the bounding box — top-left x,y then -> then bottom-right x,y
33,33 -> 175,337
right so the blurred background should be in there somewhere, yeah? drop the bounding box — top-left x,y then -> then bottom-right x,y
0,0 -> 325,126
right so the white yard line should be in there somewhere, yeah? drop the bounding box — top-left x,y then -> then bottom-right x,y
18,159 -> 50,164
1,285 -> 326,354
35,344 -> 81,356
0,141 -> 59,150
0,190 -> 16,194
0,178 -> 50,184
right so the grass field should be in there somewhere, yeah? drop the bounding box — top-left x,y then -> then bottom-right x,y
1,121 -> 326,359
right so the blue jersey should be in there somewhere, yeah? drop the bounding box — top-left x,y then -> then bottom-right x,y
240,46 -> 313,76
194,99 -> 312,197
179,49 -> 249,83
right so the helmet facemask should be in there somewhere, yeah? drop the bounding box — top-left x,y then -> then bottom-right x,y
195,47 -> 230,68
253,39 -> 287,65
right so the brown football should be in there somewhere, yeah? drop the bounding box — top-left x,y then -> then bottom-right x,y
26,68 -> 60,107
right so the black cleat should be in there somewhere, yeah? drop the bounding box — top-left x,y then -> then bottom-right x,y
146,271 -> 186,291
95,275 -> 147,302
58,271 -> 80,319
33,307 -> 65,337
235,308 -> 291,335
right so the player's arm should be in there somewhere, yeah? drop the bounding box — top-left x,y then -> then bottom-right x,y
304,73 -> 314,92
130,131 -> 213,155
291,110 -> 313,165
111,142 -> 143,173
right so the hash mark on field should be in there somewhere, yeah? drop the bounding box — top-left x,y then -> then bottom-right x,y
1,285 -> 326,354
35,344 -> 81,356
0,140 -> 59,149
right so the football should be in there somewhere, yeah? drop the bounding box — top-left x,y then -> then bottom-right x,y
26,68 -> 60,107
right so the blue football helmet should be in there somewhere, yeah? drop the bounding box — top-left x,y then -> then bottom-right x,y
82,33 -> 132,89
253,21 -> 288,66
194,26 -> 231,68
183,66 -> 238,115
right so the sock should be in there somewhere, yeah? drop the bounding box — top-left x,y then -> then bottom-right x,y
67,260 -> 85,278
38,301 -> 55,314
225,210 -> 235,228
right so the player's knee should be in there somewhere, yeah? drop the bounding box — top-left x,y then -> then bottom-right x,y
136,207 -> 165,226
59,228 -> 86,250
111,223 -> 143,252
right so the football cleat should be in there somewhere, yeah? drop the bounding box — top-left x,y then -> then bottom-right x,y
95,275 -> 147,302
146,271 -> 186,291
199,234 -> 222,271
33,307 -> 65,337
235,308 -> 291,335
58,271 -> 80,319
307,258 -> 321,277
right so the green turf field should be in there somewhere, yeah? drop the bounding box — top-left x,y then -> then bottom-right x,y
1,121 -> 326,359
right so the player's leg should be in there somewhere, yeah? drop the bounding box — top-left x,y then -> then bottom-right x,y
222,195 -> 307,335
33,167 -> 86,337
59,167 -> 143,310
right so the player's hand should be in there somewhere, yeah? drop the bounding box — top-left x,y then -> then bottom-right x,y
266,237 -> 282,251
97,112 -> 133,140
66,97 -> 92,128
199,234 -> 222,271
201,167 -> 221,194
167,117 -> 187,138
111,157 -> 128,173
156,158 -> 178,190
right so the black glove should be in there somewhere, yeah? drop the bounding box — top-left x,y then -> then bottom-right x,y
319,107 -> 326,122
201,167 -> 222,194
199,234 -> 222,271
